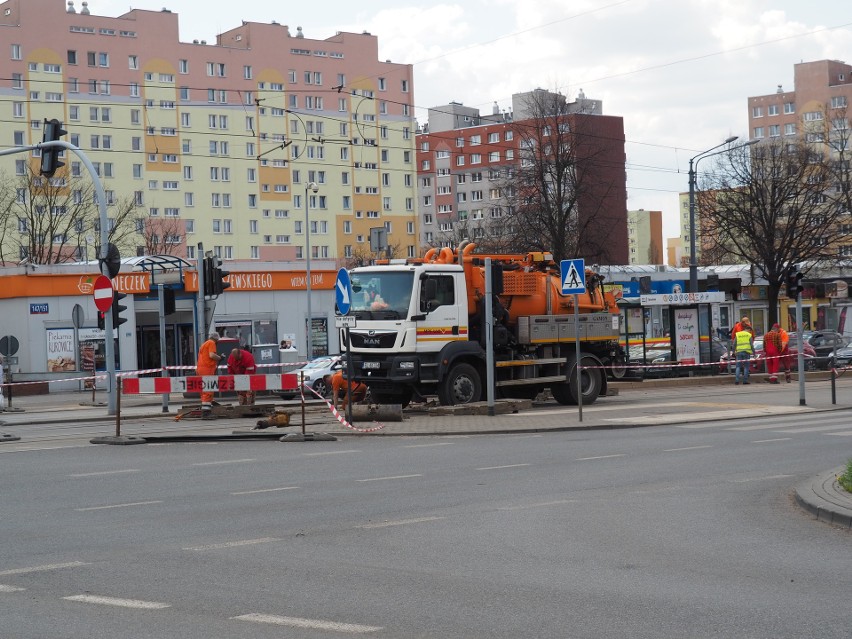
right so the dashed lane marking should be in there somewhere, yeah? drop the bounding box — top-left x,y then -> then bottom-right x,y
69,469 -> 141,478
302,450 -> 362,457
357,474 -> 423,482
75,500 -> 162,512
663,445 -> 713,452
575,454 -> 626,461
0,561 -> 89,576
0,584 -> 25,592
752,438 -> 793,443
230,487 -> 299,495
729,474 -> 794,483
498,499 -> 578,511
191,458 -> 255,466
402,442 -> 455,448
475,463 -> 531,471
63,594 -> 170,609
232,613 -> 382,633
183,537 -> 281,551
356,516 -> 446,529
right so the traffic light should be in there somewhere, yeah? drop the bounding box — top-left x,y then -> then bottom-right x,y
40,118 -> 67,178
786,270 -> 804,299
211,256 -> 230,295
111,292 -> 128,328
97,311 -> 106,330
204,256 -> 230,296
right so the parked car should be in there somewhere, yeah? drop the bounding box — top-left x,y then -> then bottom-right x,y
832,344 -> 852,368
792,331 -> 849,369
280,355 -> 344,399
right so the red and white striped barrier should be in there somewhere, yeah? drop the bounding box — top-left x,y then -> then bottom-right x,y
121,374 -> 300,395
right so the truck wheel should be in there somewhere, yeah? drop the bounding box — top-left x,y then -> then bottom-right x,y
438,363 -> 482,405
551,356 -> 603,405
371,389 -> 413,408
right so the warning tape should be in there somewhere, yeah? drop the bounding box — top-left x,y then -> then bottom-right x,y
300,382 -> 387,434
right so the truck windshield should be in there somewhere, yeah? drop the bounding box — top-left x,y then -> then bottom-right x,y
350,271 -> 414,319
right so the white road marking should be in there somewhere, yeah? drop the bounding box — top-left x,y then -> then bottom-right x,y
75,500 -> 162,512
753,437 -> 793,443
777,424 -> 852,434
303,450 -> 362,457
0,584 -> 25,592
575,454 -> 626,461
512,402 -> 696,417
0,561 -> 89,576
356,516 -> 446,529
192,458 -> 255,466
230,487 -> 299,495
403,442 -> 455,448
826,431 -> 852,436
498,499 -> 577,510
183,537 -> 281,551
63,594 -> 170,609
729,474 -> 794,483
475,463 -> 530,471
0,444 -> 90,453
663,445 -> 713,452
357,474 -> 423,482
232,612 -> 382,633
69,469 -> 140,478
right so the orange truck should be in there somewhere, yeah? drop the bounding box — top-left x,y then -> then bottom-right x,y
345,242 -> 624,406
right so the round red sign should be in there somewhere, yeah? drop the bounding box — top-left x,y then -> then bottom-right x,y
92,275 -> 114,312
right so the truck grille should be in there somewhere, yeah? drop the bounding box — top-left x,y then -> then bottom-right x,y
350,331 -> 397,349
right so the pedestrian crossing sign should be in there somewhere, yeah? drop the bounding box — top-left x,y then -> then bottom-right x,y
560,259 -> 586,294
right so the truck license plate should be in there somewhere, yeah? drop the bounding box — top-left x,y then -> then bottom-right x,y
362,361 -> 381,369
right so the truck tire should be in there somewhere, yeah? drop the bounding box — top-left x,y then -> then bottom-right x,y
550,356 -> 603,405
371,389 -> 413,408
438,363 -> 482,405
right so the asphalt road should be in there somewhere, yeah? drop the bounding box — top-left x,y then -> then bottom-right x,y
1,409 -> 850,638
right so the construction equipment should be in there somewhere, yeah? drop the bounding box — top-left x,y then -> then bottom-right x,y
345,242 -> 623,406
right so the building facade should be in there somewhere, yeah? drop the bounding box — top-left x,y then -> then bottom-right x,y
0,0 -> 419,265
627,209 -> 663,265
415,90 -> 628,264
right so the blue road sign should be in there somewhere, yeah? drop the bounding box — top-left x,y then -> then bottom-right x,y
335,268 -> 353,315
560,259 -> 586,295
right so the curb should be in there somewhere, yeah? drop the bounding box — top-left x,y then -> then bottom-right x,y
794,468 -> 852,529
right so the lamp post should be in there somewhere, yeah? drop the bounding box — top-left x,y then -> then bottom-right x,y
688,136 -> 738,293
304,181 -> 319,360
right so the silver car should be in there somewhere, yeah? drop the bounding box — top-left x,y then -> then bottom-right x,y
280,355 -> 344,398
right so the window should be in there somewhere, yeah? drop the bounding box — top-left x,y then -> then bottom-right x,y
420,275 -> 454,312
832,96 -> 848,109
784,102 -> 795,114
179,59 -> 189,74
11,44 -> 22,60
752,106 -> 763,118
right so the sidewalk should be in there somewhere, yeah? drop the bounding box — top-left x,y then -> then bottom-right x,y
2,372 -> 851,528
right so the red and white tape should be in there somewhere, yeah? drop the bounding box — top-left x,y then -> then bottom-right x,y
300,382 -> 387,434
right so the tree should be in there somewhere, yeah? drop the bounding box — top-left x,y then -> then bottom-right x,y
698,137 -> 851,325
137,215 -> 186,257
343,241 -> 404,268
0,164 -> 144,265
498,89 -> 627,264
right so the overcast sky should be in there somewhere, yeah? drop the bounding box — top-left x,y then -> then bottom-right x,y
97,0 -> 852,241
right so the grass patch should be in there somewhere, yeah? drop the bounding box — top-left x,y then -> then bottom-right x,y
839,459 -> 852,493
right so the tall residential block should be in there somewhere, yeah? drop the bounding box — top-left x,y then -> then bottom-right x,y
627,209 -> 663,265
416,90 -> 628,265
0,0 -> 418,264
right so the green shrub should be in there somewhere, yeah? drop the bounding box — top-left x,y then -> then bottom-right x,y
839,459 -> 852,493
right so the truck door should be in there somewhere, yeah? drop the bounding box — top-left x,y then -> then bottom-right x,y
416,273 -> 465,353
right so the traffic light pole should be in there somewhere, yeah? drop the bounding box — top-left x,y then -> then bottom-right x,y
0,141 -> 117,414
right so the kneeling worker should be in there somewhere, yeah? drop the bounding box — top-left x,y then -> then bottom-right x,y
327,368 -> 368,410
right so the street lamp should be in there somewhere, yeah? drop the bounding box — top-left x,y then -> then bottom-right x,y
304,181 -> 319,360
688,136 -> 738,292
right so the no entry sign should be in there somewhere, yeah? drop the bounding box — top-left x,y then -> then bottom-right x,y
93,275 -> 114,312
